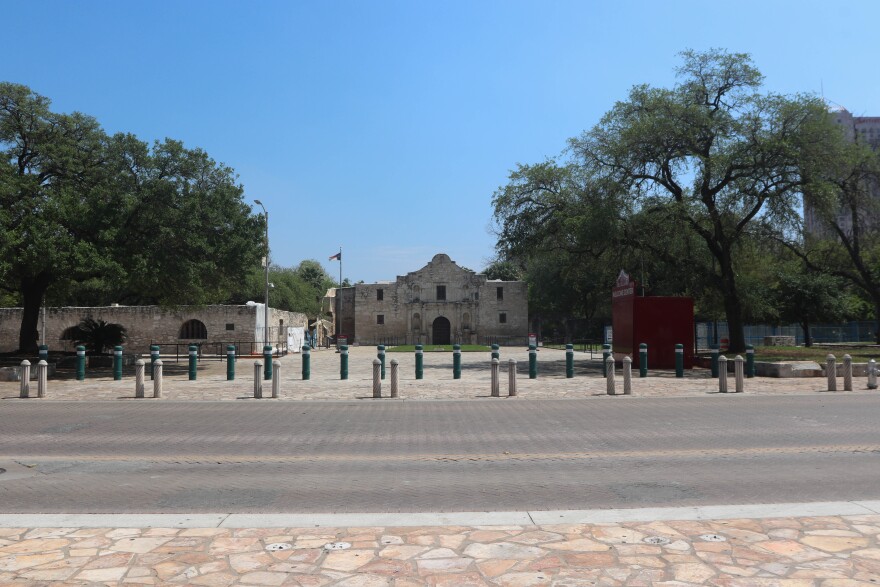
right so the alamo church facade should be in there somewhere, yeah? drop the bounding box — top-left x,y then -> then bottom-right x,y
328,253 -> 528,345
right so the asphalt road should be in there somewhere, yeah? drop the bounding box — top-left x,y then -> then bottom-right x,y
1,395 -> 879,513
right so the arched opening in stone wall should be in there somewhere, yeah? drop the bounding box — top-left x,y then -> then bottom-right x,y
179,319 -> 208,339
432,316 -> 451,345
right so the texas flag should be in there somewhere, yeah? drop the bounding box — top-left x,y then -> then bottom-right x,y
329,252 -> 341,261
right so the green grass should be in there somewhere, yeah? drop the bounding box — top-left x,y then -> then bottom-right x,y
713,344 -> 879,363
385,344 -> 491,352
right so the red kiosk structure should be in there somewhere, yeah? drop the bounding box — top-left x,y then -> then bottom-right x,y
612,270 -> 694,369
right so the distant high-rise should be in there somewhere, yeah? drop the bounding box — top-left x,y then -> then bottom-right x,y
803,107 -> 880,239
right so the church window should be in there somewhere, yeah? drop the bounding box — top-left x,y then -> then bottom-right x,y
377,314 -> 385,325
499,313 -> 507,324
377,289 -> 383,301
436,285 -> 446,301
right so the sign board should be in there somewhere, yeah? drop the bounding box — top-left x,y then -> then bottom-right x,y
337,335 -> 348,348
528,333 -> 537,347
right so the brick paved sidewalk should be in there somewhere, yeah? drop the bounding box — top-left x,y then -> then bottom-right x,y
2,513 -> 879,585
2,347 -> 875,402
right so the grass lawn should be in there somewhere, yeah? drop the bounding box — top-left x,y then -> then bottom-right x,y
385,344 -> 491,352
722,344 -> 879,363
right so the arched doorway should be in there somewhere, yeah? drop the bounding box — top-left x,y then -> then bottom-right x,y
432,316 -> 451,345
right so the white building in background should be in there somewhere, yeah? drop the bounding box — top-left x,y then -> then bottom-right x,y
804,107 -> 880,238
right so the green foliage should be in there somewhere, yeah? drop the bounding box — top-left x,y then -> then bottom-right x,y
482,260 -> 522,281
227,259 -> 335,315
69,317 -> 127,354
772,268 -> 849,346
0,82 -> 263,351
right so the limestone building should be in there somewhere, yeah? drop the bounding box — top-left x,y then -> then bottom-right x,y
0,304 -> 308,355
328,253 -> 528,346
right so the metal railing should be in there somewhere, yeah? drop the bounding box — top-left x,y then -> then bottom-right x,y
149,341 -> 288,362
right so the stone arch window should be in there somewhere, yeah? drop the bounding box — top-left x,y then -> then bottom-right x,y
412,313 -> 421,331
462,312 -> 471,329
179,319 -> 208,339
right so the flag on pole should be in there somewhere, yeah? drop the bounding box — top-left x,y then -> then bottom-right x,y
329,252 -> 341,261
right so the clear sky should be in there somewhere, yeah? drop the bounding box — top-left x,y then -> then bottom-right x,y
4,0 -> 878,283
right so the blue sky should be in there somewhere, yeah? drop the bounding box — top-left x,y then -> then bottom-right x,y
4,0 -> 879,283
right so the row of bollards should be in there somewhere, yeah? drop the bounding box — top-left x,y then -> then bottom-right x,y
716,355 -> 745,393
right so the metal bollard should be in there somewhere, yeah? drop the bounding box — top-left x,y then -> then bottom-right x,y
639,343 -> 648,378
302,344 -> 311,380
188,344 -> 198,381
453,344 -> 461,379
340,345 -> 349,380
602,344 -> 611,377
623,356 -> 632,395
415,345 -> 423,379
718,355 -> 728,393
868,359 -> 877,390
153,359 -> 163,398
272,361 -> 280,398
37,360 -> 47,398
263,345 -> 273,381
150,345 -> 160,380
254,361 -> 263,398
826,354 -> 837,391
491,358 -> 500,397
372,359 -> 382,398
675,344 -> 684,378
76,345 -> 86,381
491,344 -> 500,361
606,355 -> 615,395
565,344 -> 574,378
710,344 -> 719,378
135,359 -> 145,398
377,345 -> 386,379
390,359 -> 399,398
843,354 -> 853,391
39,344 -> 48,364
735,355 -> 744,393
528,344 -> 537,379
508,359 -> 517,396
19,360 -> 30,398
227,345 -> 236,381
113,345 -> 123,380
746,344 -> 755,378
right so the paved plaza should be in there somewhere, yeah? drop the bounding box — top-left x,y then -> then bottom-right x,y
3,506 -> 880,585
2,347 -> 876,401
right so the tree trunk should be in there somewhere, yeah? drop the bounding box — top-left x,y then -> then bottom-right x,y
18,275 -> 50,354
802,320 -> 812,347
718,252 -> 747,353
875,302 -> 880,345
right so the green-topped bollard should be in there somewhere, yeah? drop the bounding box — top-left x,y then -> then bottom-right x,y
76,345 -> 86,381
675,343 -> 684,378
710,344 -> 719,378
602,344 -> 611,377
150,345 -> 160,380
565,344 -> 574,378
746,344 -> 755,378
340,345 -> 349,379
639,343 -> 648,378
302,344 -> 311,380
453,344 -> 461,379
528,344 -> 537,379
39,344 -> 48,363
188,344 -> 198,380
226,345 -> 236,380
415,344 -> 424,379
263,345 -> 272,381
377,345 -> 386,379
491,344 -> 499,361
113,345 -> 123,380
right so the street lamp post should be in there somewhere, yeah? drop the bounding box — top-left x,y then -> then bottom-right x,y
254,200 -> 270,350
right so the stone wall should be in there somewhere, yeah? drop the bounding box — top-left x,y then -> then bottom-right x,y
0,305 -> 307,355
333,253 -> 529,345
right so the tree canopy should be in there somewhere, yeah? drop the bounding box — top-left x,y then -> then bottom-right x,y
0,82 -> 264,351
493,50 -> 833,351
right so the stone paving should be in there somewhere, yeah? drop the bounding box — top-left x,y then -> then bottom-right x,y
2,514 -> 880,586
2,347 -> 876,402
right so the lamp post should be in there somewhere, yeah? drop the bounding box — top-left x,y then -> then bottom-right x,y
254,200 -> 270,350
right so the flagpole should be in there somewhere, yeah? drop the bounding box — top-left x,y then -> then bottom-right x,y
339,246 -> 342,287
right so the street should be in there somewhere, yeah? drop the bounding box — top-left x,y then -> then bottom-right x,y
1,395 -> 879,513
